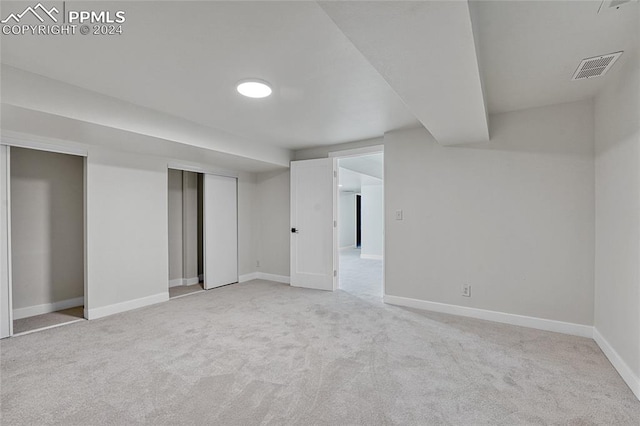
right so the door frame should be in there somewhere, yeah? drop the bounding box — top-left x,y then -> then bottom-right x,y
329,145 -> 385,296
0,133 -> 89,338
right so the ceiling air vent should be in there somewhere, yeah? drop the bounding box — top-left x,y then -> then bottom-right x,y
571,52 -> 623,80
598,0 -> 635,13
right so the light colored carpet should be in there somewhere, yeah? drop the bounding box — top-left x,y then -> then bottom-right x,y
169,283 -> 204,298
339,247 -> 383,298
12,306 -> 84,335
1,280 -> 639,425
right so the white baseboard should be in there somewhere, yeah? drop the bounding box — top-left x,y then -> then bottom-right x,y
13,297 -> 84,320
86,292 -> 168,320
257,273 -> 290,284
340,245 -> 355,250
168,279 -> 183,288
361,254 -> 383,260
383,295 -> 593,338
184,277 -> 199,286
239,272 -> 259,283
169,277 -> 200,287
593,328 -> 640,400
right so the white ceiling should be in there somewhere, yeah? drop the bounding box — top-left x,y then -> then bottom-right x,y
339,167 -> 382,194
470,0 -> 639,114
319,1 -> 490,145
0,1 -> 419,150
338,153 -> 383,180
1,1 -> 638,157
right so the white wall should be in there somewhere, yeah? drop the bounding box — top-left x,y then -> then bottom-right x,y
339,193 -> 356,248
256,169 -> 290,277
384,100 -> 595,326
360,184 -> 383,259
594,48 -> 640,395
168,169 -> 183,281
86,148 -> 169,316
10,148 -> 84,311
238,172 -> 258,277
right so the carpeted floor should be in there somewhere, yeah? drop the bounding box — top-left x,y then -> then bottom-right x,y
12,306 -> 85,335
1,279 -> 639,425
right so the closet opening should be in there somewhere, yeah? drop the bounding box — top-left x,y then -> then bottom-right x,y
167,167 -> 239,297
168,169 -> 205,299
9,147 -> 86,335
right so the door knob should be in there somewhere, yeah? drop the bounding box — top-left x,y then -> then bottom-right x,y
291,227 -> 299,233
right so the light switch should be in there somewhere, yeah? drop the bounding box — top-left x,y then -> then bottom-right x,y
395,210 -> 403,220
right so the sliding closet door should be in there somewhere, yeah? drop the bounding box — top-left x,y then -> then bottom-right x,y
203,174 -> 238,289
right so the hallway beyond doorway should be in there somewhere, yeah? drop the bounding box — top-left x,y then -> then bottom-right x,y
339,247 -> 383,298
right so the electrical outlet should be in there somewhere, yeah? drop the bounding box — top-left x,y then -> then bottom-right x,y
462,284 -> 471,297
256,260 -> 260,268
395,210 -> 403,220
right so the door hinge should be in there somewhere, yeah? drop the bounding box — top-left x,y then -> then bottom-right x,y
334,170 -> 337,178
334,220 -> 337,228
333,270 -> 337,277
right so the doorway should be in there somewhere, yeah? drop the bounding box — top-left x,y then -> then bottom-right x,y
168,169 -> 205,299
6,146 -> 86,336
336,151 -> 384,297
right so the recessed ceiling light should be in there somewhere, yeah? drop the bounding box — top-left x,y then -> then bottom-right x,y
236,80 -> 272,98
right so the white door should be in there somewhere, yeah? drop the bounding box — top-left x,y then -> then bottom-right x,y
290,158 -> 336,291
0,146 -> 12,338
203,174 -> 238,289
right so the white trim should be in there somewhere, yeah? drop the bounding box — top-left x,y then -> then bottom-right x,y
184,277 -> 199,286
257,273 -> 290,284
239,272 -> 259,283
12,318 -> 85,337
593,328 -> 640,400
167,162 -> 238,179
13,297 -> 84,320
86,292 -> 168,320
340,245 -> 356,250
1,131 -> 88,157
169,289 -> 205,300
383,295 -> 593,338
360,254 -> 383,260
168,278 -> 183,288
169,277 -> 200,287
329,144 -> 384,158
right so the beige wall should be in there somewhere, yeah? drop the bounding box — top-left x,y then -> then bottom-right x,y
238,172 -> 258,277
339,193 -> 356,248
183,171 -> 199,280
256,169 -> 290,276
594,49 -> 640,382
361,184 -> 383,258
384,100 -> 595,325
10,147 -> 84,310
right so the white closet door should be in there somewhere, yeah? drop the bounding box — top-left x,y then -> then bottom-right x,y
203,174 -> 238,289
